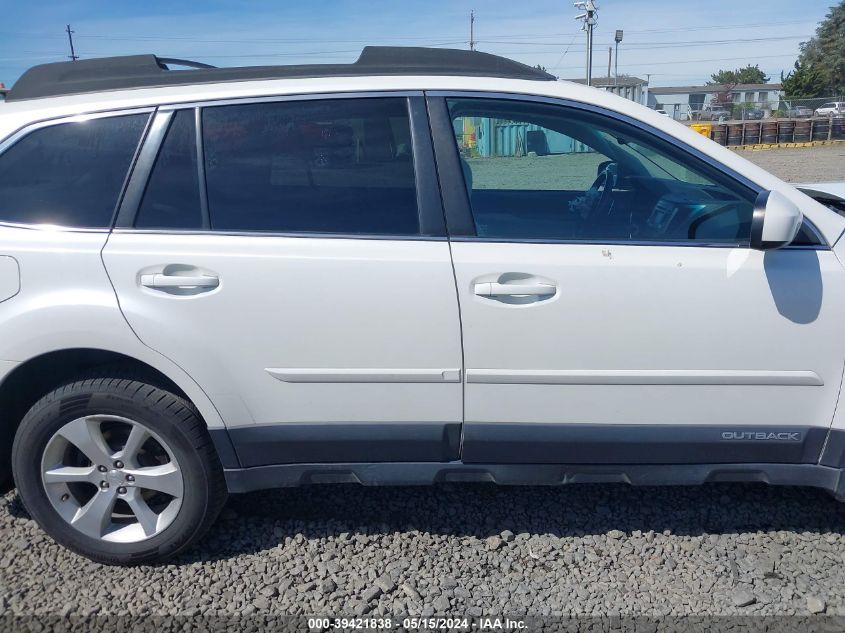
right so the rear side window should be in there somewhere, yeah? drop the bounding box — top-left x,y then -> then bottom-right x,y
0,114 -> 148,228
202,97 -> 419,235
135,110 -> 203,230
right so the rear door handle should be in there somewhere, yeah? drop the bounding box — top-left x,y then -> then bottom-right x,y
140,273 -> 219,289
474,282 -> 556,297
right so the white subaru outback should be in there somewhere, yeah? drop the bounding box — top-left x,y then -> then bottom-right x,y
1,47 -> 843,565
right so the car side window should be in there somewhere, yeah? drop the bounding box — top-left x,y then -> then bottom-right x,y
201,97 -> 420,235
0,114 -> 148,228
447,98 -> 756,244
135,110 -> 203,230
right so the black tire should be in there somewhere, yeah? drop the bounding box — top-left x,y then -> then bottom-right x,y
12,373 -> 227,565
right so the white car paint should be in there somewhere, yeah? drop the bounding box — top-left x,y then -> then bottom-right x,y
0,227 -> 227,428
796,183 -> 845,199
1,67 -> 845,441
102,233 -> 463,427
452,241 -> 845,431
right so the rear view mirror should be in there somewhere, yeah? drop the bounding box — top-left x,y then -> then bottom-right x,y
751,191 -> 803,250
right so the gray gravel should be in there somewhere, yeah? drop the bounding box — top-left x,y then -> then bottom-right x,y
2,482 -> 845,617
736,144 -> 845,183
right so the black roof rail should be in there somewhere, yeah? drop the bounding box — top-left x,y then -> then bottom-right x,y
156,57 -> 217,70
5,47 -> 555,102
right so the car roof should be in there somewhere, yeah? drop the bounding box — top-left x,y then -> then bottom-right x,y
5,47 -> 554,102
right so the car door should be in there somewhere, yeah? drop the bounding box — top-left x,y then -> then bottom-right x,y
427,94 -> 845,465
103,95 -> 463,467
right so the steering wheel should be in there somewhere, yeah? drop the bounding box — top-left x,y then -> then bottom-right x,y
586,161 -> 618,218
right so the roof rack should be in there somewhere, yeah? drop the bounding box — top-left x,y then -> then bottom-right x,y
6,47 -> 555,102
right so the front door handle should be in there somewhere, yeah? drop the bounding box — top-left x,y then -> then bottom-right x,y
140,273 -> 219,289
474,282 -> 556,297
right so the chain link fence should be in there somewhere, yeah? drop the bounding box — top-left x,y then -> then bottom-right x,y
686,97 -> 844,122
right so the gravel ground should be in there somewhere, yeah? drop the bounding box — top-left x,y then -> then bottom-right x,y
2,482 -> 845,618
465,143 -> 845,190
735,144 -> 845,183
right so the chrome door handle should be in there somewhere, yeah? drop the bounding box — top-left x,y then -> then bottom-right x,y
473,282 -> 556,297
140,273 -> 219,289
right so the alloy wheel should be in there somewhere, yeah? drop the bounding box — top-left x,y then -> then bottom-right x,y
40,415 -> 184,543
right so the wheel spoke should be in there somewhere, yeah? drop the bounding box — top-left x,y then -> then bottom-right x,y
71,490 -> 116,538
43,465 -> 97,485
56,417 -> 113,466
124,489 -> 160,537
125,463 -> 183,497
115,425 -> 149,466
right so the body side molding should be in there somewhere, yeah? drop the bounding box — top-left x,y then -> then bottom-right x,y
466,369 -> 824,386
266,368 -> 462,383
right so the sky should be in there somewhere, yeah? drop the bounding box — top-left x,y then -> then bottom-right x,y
0,0 -> 835,88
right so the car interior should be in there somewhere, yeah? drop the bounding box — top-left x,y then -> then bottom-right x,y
449,99 -> 759,244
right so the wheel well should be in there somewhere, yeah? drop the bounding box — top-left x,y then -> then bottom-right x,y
0,349 -> 190,487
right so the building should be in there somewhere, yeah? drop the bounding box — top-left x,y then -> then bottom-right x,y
566,76 -> 649,106
648,83 -> 784,120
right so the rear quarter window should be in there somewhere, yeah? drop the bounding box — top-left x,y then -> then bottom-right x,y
0,113 -> 148,228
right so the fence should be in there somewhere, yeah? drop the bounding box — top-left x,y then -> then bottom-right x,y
690,116 -> 845,147
684,96 -> 844,122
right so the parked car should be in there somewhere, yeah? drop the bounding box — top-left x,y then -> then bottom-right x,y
697,106 -> 732,122
1,48 -> 845,565
815,102 -> 845,116
741,108 -> 765,120
788,106 -> 814,118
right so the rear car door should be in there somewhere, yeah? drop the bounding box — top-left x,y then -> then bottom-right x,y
103,94 -> 463,467
428,94 -> 845,466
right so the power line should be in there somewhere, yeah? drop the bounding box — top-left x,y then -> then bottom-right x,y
0,19 -> 814,44
551,52 -> 799,72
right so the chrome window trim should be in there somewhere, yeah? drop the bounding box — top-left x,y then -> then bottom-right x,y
156,90 -> 424,112
0,107 -> 155,233
427,90 -> 830,250
448,236 -> 828,250
111,227 -> 448,242
0,221 -> 109,234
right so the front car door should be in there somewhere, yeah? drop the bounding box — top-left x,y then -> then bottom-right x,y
103,94 -> 463,467
428,93 -> 845,466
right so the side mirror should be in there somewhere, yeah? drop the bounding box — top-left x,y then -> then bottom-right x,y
751,190 -> 803,251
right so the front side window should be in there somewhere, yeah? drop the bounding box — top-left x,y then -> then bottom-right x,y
202,97 -> 420,235
0,114 -> 148,228
448,98 -> 756,244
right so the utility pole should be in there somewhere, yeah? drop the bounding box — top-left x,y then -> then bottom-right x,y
469,11 -> 476,51
66,24 -> 79,61
574,1 -> 598,86
607,47 -> 612,82
614,29 -> 623,86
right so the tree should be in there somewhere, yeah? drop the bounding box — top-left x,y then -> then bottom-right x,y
781,1 -> 845,97
708,65 -> 770,86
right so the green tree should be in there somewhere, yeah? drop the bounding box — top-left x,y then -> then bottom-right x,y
781,1 -> 845,97
708,64 -> 770,86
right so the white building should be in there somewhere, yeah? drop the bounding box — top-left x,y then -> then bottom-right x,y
648,83 -> 784,120
567,76 -> 649,106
